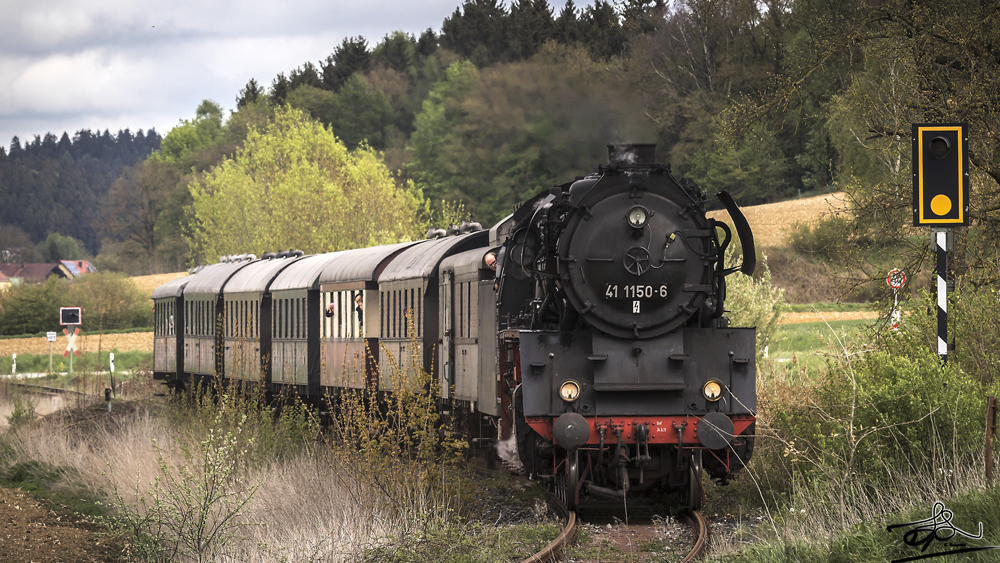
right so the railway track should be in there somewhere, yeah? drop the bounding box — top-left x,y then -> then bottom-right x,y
5,381 -> 92,397
520,493 -> 710,563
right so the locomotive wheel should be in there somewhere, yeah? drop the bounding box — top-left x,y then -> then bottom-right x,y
567,449 -> 580,510
686,450 -> 705,512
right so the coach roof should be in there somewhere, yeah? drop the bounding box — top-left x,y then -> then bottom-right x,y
182,261 -> 256,297
315,241 -> 422,287
150,274 -> 193,299
224,254 -> 308,294
379,231 -> 488,283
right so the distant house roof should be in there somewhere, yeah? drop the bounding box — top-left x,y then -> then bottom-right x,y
60,260 -> 97,276
0,263 -> 73,283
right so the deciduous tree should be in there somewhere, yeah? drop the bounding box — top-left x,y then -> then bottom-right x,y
188,106 -> 424,260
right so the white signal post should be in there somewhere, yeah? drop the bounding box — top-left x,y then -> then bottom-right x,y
109,352 -> 116,408
46,332 -> 57,374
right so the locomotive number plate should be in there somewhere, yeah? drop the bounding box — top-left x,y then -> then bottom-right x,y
604,284 -> 668,299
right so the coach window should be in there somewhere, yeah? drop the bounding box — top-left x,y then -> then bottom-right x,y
295,297 -> 300,339
388,290 -> 394,338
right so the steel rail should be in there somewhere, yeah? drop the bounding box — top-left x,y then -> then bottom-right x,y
680,510 -> 710,563
5,382 -> 92,397
520,510 -> 576,563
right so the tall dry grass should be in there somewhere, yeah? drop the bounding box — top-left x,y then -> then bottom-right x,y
0,332 -> 465,562
0,396 -> 454,562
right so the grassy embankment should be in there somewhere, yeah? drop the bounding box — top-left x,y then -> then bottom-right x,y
0,338 -> 567,562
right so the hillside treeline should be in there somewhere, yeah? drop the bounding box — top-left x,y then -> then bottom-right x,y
1,0 -> 998,280
0,130 -> 161,259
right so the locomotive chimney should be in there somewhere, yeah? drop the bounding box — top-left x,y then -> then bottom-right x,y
608,144 -> 656,167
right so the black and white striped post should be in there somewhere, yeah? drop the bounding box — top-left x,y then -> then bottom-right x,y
913,123 -> 969,363
935,229 -> 949,363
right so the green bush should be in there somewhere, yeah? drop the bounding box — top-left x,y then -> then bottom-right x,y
0,277 -> 67,336
68,273 -> 153,330
767,294 -> 1000,486
787,215 -> 851,261
813,345 -> 990,477
0,273 -> 151,336
724,244 -> 785,360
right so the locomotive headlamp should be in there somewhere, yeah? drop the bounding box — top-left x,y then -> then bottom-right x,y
627,206 -> 649,229
559,380 -> 582,402
702,380 -> 723,401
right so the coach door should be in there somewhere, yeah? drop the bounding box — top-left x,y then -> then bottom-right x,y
440,271 -> 453,400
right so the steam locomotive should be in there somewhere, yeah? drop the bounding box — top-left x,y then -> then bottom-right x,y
152,144 -> 757,510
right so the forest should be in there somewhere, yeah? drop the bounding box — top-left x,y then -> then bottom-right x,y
0,0 -> 998,278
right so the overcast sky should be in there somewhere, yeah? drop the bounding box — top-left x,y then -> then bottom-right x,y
0,0 -> 579,152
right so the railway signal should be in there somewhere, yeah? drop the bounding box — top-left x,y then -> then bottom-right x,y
60,306 -> 82,326
912,124 -> 969,227
912,123 -> 969,363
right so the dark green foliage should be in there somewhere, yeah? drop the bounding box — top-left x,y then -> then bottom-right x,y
580,0 -> 627,60
0,129 -> 160,255
407,46 -> 653,223
373,31 -> 417,75
416,29 -> 438,57
289,62 -> 323,90
552,0 -> 581,44
270,72 -> 290,104
322,36 -> 373,91
506,0 -> 556,61
328,76 -> 396,149
236,78 -> 264,109
0,225 -> 44,263
440,0 -> 511,66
